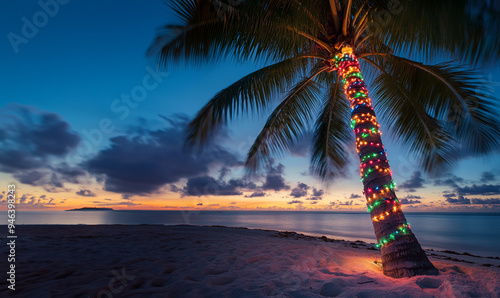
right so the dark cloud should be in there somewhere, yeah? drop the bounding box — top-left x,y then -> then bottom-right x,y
97,201 -> 141,206
76,189 -> 96,197
480,171 -> 495,183
122,194 -> 134,200
12,165 -> 87,192
261,162 -> 290,191
287,200 -> 302,204
172,159 -> 290,198
349,193 -> 362,199
307,188 -> 324,201
197,203 -> 203,206
267,162 -> 285,175
470,198 -> 500,204
290,182 -> 309,198
171,157 -> 292,198
0,104 -> 80,173
1,194 -> 55,209
245,190 -> 266,198
338,200 -> 353,206
446,195 -> 471,204
85,116 -> 241,195
399,171 -> 425,192
0,105 -> 85,189
312,188 -> 324,197
179,176 -> 256,197
262,175 -> 289,191
400,195 -> 422,204
434,175 -> 465,188
170,185 -> 182,192
442,193 -> 456,198
445,195 -> 500,205
218,166 -> 231,181
455,184 -> 500,196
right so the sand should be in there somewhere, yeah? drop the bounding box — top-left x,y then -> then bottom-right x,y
0,225 -> 499,297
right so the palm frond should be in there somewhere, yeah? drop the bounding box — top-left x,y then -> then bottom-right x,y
311,75 -> 353,180
374,0 -> 500,66
245,65 -> 328,171
363,54 -> 500,172
186,56 -> 316,148
148,0 -> 329,66
362,57 -> 458,173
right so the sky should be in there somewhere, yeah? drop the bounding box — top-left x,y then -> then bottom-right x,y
1,0 -> 500,212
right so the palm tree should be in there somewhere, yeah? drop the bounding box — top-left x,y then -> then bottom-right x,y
149,0 -> 500,278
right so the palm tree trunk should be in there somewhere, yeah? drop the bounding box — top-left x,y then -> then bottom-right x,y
336,46 -> 439,278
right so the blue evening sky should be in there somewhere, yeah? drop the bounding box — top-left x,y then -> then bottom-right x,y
1,0 -> 500,211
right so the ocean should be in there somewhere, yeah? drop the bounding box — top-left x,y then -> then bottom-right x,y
3,210 -> 500,257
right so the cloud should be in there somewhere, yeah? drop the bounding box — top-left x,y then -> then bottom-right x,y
307,188 -> 324,201
480,171 -> 495,183
172,159 -> 291,198
442,192 -> 456,198
400,195 -> 422,204
470,198 -> 500,204
0,105 -> 86,189
245,190 -> 266,198
1,193 -> 55,209
76,189 -> 96,197
310,201 -> 318,204
338,200 -> 353,206
12,164 -> 87,192
261,162 -> 290,191
312,188 -> 324,197
455,184 -> 500,196
446,195 -> 471,204
122,194 -> 134,200
0,104 -> 80,172
399,171 -> 425,192
349,193 -> 362,199
218,166 -> 231,181
434,175 -> 465,188
445,195 -> 500,205
97,201 -> 142,206
262,175 -> 289,191
290,182 -> 309,198
287,200 -> 303,204
178,175 -> 255,197
84,116 -> 240,195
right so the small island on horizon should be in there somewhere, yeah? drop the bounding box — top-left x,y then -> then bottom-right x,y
65,207 -> 114,211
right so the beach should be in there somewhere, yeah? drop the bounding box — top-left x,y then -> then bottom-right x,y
1,225 -> 499,297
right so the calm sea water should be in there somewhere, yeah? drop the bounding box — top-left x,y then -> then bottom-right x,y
2,211 -> 499,257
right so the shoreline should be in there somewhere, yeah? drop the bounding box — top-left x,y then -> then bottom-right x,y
3,223 -> 499,259
1,224 -> 499,297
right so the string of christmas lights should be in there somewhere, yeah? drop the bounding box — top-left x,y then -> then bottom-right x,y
334,46 -> 410,249
367,197 -> 400,212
